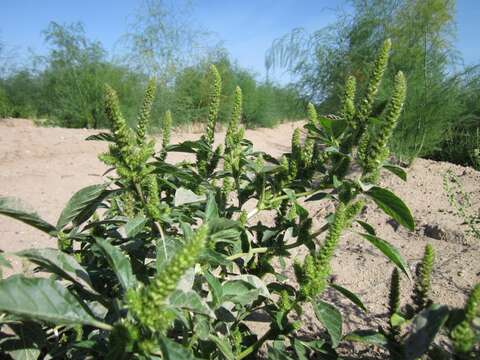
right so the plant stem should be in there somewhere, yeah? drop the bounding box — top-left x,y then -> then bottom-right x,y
226,247 -> 268,261
237,328 -> 275,360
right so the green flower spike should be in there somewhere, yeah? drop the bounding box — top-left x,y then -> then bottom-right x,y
413,243 -> 435,310
158,110 -> 172,162
451,283 -> 480,354
128,225 -> 209,332
136,78 -> 157,144
356,38 -> 391,137
341,75 -> 357,129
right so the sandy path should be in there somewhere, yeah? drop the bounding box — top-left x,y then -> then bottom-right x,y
1,118 -> 479,335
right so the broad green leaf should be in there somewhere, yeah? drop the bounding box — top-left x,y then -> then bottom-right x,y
313,300 -> 342,348
344,330 -> 389,347
205,193 -> 219,221
229,274 -> 270,298
156,236 -> 182,271
0,197 -> 56,235
16,248 -> 94,291
95,238 -> 137,290
356,220 -> 376,235
168,290 -> 214,317
0,276 -> 108,328
330,283 -> 367,312
208,218 -> 242,243
159,336 -> 198,360
57,184 -> 108,230
85,132 -> 115,142
0,253 -> 12,278
204,271 -> 223,307
222,280 -> 260,306
403,305 -> 449,360
208,334 -> 235,360
166,139 -> 209,154
359,233 -> 411,279
198,249 -> 232,266
383,163 -> 407,181
174,187 -> 206,207
367,186 -> 415,231
305,192 -> 329,202
119,215 -> 147,238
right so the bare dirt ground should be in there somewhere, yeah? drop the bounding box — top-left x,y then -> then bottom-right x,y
1,118 -> 479,349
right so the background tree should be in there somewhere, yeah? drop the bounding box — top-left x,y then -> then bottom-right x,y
266,0 -> 479,164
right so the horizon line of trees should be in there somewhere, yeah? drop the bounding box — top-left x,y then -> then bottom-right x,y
0,0 -> 305,130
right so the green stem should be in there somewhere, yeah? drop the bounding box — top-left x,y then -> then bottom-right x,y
237,328 -> 275,360
227,247 -> 268,261
91,320 -> 113,331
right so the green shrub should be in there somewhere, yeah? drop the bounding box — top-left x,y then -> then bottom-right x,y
0,42 -> 477,359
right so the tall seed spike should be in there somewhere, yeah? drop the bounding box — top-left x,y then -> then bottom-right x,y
451,283 -> 480,354
205,64 -> 222,148
104,84 -> 130,149
356,38 -> 391,135
341,75 -> 357,129
316,203 -> 347,267
158,110 -> 172,161
361,70 -> 406,178
389,268 -> 401,317
225,86 -> 243,152
414,243 -> 435,310
307,102 -> 318,127
136,78 -> 157,143
148,225 -> 208,302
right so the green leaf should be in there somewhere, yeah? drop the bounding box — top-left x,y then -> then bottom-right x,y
344,330 -> 389,347
85,132 -> 115,142
359,233 -> 411,279
119,215 -> 147,238
383,163 -> 407,181
0,253 -> 12,278
205,193 -> 219,221
229,274 -> 270,298
57,184 -> 108,230
166,139 -> 209,154
356,220 -> 376,235
403,305 -> 449,360
208,334 -> 235,360
0,276 -> 109,328
305,192 -> 329,202
204,271 -> 223,308
95,238 -> 137,290
222,280 -> 260,306
168,290 -> 214,317
367,186 -> 415,231
330,283 -> 367,312
159,336 -> 198,360
313,300 -> 342,348
0,197 -> 56,235
174,187 -> 206,207
16,248 -> 94,291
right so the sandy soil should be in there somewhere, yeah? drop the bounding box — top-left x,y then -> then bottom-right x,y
1,118 -> 479,348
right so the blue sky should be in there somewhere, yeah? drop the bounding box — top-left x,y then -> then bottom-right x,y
1,0 -> 479,82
